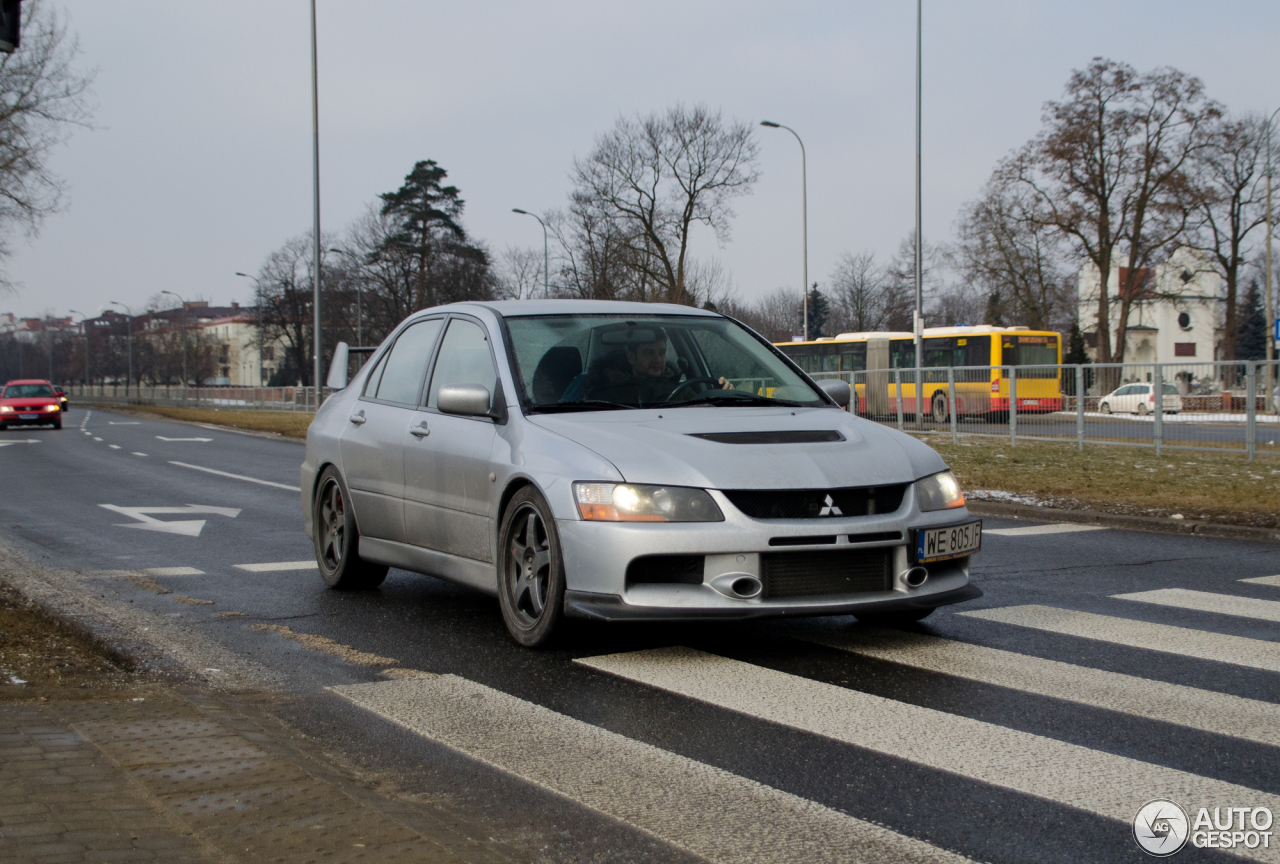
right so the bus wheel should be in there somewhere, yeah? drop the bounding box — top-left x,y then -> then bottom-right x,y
931,393 -> 949,424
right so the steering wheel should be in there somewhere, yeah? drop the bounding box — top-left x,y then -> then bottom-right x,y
665,377 -> 721,401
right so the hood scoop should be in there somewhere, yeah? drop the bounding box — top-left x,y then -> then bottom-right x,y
688,430 -> 845,445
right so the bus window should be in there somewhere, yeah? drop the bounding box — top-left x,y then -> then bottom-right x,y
839,344 -> 866,372
780,344 -> 815,372
820,344 -> 839,372
1000,335 -> 1058,377
962,337 -> 991,367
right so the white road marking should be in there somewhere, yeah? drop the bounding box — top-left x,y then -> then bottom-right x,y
168,461 -> 301,492
0,439 -> 41,447
143,567 -> 204,577
1112,588 -> 1280,624
155,436 -> 212,442
233,561 -> 316,572
806,628 -> 1280,748
576,647 -> 1280,851
98,504 -> 242,537
961,605 -> 1280,672
108,421 -> 140,425
108,444 -> 121,449
93,436 -> 103,441
333,675 -> 968,864
1240,575 -> 1280,587
983,523 -> 1107,537
132,452 -> 147,457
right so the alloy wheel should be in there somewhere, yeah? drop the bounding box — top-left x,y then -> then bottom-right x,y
507,506 -> 552,628
318,478 -> 345,573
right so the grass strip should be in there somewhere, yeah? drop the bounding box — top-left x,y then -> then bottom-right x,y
87,403 -> 312,439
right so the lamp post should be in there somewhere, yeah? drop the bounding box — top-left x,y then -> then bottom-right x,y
69,309 -> 88,387
309,0 -> 323,392
1265,107 -> 1279,414
235,272 -> 266,385
913,0 -> 925,425
760,121 -> 808,341
110,301 -> 134,396
511,209 -> 548,299
327,248 -> 362,346
160,290 -> 188,387
44,315 -> 53,382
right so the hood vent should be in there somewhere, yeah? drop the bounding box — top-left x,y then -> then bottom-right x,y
688,430 -> 844,445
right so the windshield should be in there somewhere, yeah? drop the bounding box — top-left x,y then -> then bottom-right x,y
3,384 -> 53,399
504,314 -> 824,410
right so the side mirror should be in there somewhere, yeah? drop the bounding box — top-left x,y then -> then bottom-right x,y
437,384 -> 492,417
326,342 -> 350,390
817,379 -> 850,408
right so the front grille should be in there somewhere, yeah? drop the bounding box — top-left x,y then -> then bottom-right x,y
722,484 -> 907,520
626,554 -> 704,587
761,548 -> 892,598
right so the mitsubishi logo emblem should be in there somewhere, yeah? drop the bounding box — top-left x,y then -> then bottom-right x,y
818,494 -> 843,517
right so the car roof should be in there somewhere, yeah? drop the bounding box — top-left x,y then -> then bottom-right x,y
3,379 -> 53,386
431,300 -> 724,319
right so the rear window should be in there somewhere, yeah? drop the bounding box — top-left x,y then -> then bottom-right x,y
3,384 -> 53,399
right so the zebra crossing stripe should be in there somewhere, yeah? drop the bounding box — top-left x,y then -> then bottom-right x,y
983,523 -> 1107,537
1112,588 -> 1280,624
576,646 -> 1280,855
804,628 -> 1280,748
1240,575 -> 1280,587
331,675 -> 969,864
961,604 -> 1280,673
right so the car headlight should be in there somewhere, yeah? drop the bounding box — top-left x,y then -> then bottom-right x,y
574,482 -> 724,522
45,404 -> 59,412
916,470 -> 965,512
0,406 -> 12,413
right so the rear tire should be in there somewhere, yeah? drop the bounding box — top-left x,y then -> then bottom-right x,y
1136,402 -> 1149,416
1100,402 -> 1112,414
313,467 -> 387,590
497,486 -> 566,648
931,393 -> 948,424
855,607 -> 935,625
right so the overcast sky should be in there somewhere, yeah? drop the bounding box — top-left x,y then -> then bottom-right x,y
4,0 -> 1279,320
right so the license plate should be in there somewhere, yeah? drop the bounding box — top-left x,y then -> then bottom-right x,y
19,413 -> 37,419
1022,400 -> 1038,406
915,521 -> 982,563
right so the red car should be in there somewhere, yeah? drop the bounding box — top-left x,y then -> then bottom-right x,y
0,379 -> 64,430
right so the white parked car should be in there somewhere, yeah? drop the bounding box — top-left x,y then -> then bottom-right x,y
1098,383 -> 1182,415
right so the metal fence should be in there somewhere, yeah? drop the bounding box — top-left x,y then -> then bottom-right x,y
812,360 -> 1280,459
65,384 -> 331,412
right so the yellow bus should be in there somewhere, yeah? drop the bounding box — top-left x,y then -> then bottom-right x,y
775,326 -> 1063,421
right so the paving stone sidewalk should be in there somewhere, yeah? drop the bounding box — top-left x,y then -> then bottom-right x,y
0,688 -> 512,864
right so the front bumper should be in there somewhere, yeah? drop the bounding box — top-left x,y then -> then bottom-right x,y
556,487 -> 980,621
1,412 -> 60,425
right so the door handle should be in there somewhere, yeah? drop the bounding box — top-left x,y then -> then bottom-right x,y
349,411 -> 366,425
409,422 -> 430,438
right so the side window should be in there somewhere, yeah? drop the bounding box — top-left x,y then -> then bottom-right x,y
361,349 -> 390,397
427,319 -> 498,409
373,319 -> 444,404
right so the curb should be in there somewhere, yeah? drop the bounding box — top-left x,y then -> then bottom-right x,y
967,500 -> 1280,544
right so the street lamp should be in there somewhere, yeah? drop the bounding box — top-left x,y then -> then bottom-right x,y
913,0 -> 925,425
308,0 -> 323,393
327,248 -> 362,346
69,309 -> 88,387
235,272 -> 266,385
110,301 -> 134,396
760,121 -> 808,341
511,209 -> 548,299
160,290 -> 188,387
1265,107 -> 1280,414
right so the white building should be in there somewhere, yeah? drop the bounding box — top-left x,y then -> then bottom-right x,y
1077,247 -> 1222,367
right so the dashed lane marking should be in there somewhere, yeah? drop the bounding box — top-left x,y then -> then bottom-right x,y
1112,588 -> 1280,624
0,439 -> 41,447
155,436 -> 213,442
1241,575 -> 1280,587
132,452 -> 147,457
807,628 -> 1280,748
961,604 -> 1280,672
576,647 -> 1280,846
143,567 -> 204,576
108,444 -> 121,449
168,461 -> 301,492
983,523 -> 1107,537
108,421 -> 140,425
333,675 -> 971,864
92,437 -> 103,441
233,561 -> 316,572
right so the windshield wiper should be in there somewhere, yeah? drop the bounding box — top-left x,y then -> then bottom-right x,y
528,400 -> 635,413
655,392 -> 806,408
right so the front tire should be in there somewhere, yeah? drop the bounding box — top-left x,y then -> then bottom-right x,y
931,393 -> 949,424
51,418 -> 62,430
498,487 -> 566,648
313,467 -> 387,590
1136,402 -> 1149,416
1100,402 -> 1112,415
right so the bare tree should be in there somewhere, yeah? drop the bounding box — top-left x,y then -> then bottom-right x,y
1189,112 -> 1270,360
720,287 -> 801,343
0,0 -> 94,292
255,235 -> 319,386
571,104 -> 760,306
952,183 -> 1072,330
828,252 -> 893,333
1003,58 -> 1219,364
494,246 -> 546,301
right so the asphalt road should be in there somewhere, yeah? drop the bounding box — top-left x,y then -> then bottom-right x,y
3,407 -> 1279,863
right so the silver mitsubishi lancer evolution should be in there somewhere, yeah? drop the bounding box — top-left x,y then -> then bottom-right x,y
301,300 -> 982,646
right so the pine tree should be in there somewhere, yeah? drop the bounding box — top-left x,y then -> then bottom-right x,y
1064,320 -> 1090,365
806,285 -> 830,340
1236,279 -> 1266,360
984,290 -> 1006,327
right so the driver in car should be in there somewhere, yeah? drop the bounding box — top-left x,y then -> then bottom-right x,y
582,328 -> 732,404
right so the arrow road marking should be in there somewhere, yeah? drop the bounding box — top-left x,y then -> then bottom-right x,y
155,436 -> 213,442
0,440 -> 41,447
99,504 -> 242,537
